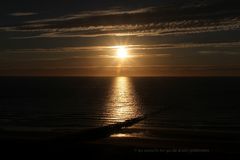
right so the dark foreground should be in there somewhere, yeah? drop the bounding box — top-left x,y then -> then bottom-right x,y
0,136 -> 239,159
0,77 -> 240,159
0,123 -> 240,159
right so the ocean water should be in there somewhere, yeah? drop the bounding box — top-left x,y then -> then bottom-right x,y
0,77 -> 240,140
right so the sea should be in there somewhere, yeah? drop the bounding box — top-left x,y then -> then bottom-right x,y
0,77 -> 240,142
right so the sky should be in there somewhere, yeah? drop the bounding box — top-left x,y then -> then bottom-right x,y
0,0 -> 240,76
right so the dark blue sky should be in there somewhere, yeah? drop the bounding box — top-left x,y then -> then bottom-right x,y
0,0 -> 240,76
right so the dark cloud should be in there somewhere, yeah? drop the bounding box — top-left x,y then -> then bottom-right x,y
3,41 -> 240,54
9,12 -> 38,16
1,0 -> 240,39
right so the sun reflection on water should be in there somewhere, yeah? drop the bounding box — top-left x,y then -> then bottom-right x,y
105,77 -> 142,123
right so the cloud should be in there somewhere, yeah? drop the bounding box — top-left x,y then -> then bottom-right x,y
2,17 -> 240,39
1,1 -> 240,39
25,7 -> 155,24
3,41 -> 240,56
9,12 -> 38,16
198,50 -> 239,55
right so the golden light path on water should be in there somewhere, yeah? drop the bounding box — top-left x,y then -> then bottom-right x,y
104,77 -> 143,137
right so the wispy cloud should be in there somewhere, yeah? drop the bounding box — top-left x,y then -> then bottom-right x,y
198,50 -> 239,55
9,12 -> 38,16
0,1 -> 240,39
26,7 -> 155,24
2,17 -> 240,39
4,41 -> 240,55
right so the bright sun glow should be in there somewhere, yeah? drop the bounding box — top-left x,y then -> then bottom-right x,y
116,46 -> 128,59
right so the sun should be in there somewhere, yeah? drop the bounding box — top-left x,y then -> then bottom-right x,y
116,46 -> 128,59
